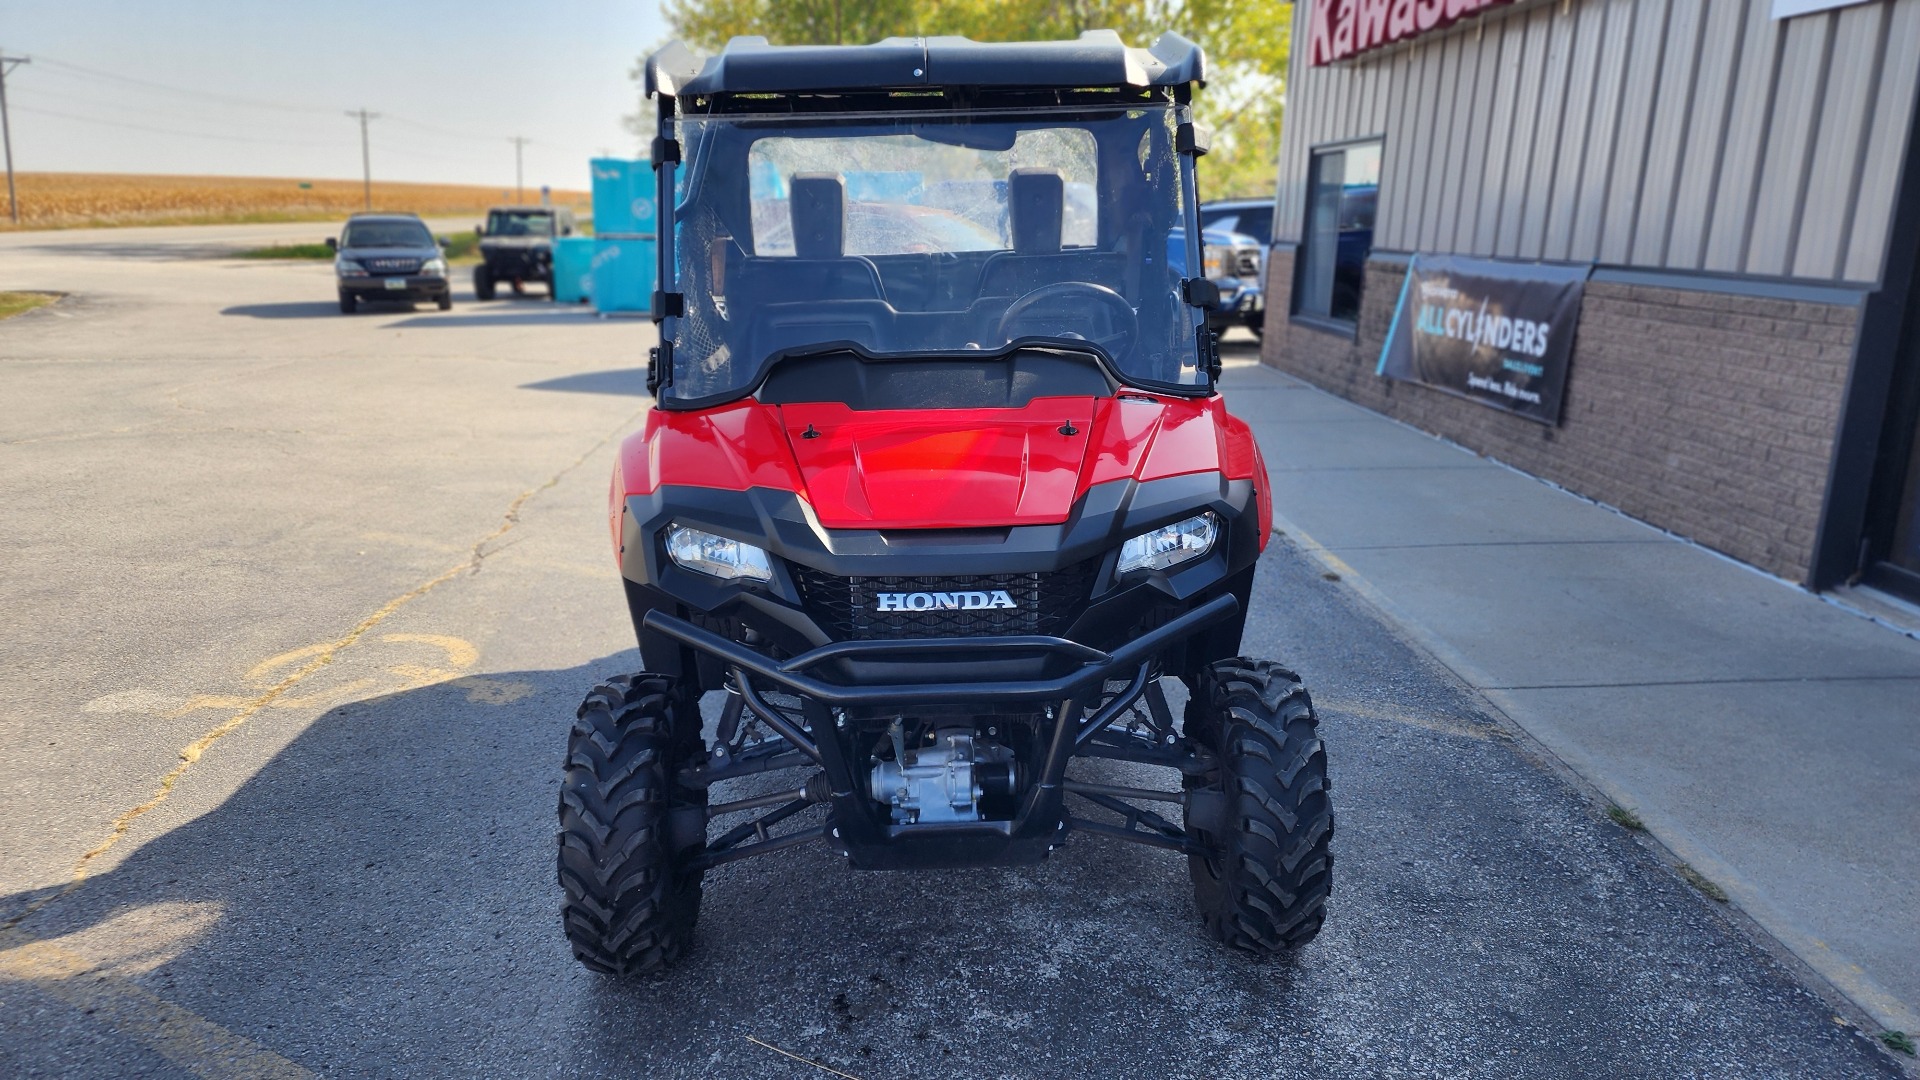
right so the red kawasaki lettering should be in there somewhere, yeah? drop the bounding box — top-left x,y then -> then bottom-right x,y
1332,0 -> 1357,59
1387,0 -> 1417,38
1309,0 -> 1337,65
1356,0 -> 1392,49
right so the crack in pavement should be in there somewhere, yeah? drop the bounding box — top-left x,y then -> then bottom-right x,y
0,403 -> 648,934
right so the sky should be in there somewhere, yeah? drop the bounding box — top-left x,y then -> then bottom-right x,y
0,0 -> 671,191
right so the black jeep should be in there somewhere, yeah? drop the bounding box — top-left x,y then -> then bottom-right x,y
473,205 -> 578,300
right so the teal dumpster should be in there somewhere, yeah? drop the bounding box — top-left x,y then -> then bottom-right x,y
590,158 -> 655,236
591,238 -> 656,315
553,236 -> 595,304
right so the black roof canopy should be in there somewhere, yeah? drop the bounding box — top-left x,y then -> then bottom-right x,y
645,30 -> 1206,99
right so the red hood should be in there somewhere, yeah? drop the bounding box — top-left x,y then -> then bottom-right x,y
776,398 -> 1095,528
615,392 -> 1263,533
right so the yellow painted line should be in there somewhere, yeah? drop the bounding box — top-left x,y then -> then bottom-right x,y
0,939 -> 312,1079
3,404 -> 647,936
379,632 -> 479,672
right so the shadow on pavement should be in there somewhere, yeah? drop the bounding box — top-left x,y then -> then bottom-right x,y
14,241 -> 255,262
520,368 -> 650,396
0,650 -> 1274,1077
386,309 -> 613,329
0,645 -> 1203,1079
218,301 -> 353,320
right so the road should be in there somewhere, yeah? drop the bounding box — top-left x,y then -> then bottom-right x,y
0,223 -> 1902,1078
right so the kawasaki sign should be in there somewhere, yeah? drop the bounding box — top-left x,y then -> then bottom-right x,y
1309,0 -> 1520,66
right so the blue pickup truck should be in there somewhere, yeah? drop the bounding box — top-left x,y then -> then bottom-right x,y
1170,219 -> 1268,338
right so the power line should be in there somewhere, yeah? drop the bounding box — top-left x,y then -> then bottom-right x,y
384,114 -> 503,144
11,103 -> 350,148
36,57 -> 598,156
11,54 -> 610,191
1,51 -> 26,223
31,54 -> 336,115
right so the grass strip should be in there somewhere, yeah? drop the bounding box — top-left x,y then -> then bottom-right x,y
236,243 -> 335,260
237,233 -> 484,264
0,291 -> 58,320
1676,864 -> 1729,903
1606,804 -> 1646,831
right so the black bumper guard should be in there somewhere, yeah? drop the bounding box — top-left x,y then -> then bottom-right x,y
645,592 -> 1239,870
641,591 -> 1239,706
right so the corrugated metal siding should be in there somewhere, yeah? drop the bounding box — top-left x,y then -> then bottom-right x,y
1270,0 -> 1920,285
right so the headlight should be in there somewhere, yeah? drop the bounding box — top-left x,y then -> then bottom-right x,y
1202,244 -> 1230,280
664,524 -> 771,582
1117,512 -> 1217,575
336,258 -> 368,278
419,257 -> 447,277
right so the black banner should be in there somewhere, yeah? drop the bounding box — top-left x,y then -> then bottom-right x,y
1376,254 -> 1589,425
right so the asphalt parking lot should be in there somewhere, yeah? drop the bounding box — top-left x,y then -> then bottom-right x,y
0,224 -> 1904,1078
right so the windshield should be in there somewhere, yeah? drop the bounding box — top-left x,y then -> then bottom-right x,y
343,220 -> 433,248
487,210 -> 555,237
1200,206 -> 1274,244
663,104 -> 1204,405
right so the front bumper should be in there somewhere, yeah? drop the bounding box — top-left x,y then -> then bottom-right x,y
650,594 -> 1238,869
645,592 -> 1237,708
1208,280 -> 1264,328
480,250 -> 551,279
341,275 -> 449,301
622,474 -> 1261,869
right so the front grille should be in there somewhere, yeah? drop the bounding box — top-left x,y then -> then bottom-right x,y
364,257 -> 422,273
1234,248 -> 1262,278
793,560 -> 1099,641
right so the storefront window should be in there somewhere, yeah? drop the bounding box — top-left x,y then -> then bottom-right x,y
1295,140 -> 1381,327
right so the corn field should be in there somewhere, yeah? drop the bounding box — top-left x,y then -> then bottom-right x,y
0,173 -> 590,230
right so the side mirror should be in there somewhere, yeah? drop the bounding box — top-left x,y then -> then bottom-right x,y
474,224 -> 484,238
561,225 -> 573,236
436,235 -> 451,248
1183,277 -> 1222,311
325,237 -> 337,252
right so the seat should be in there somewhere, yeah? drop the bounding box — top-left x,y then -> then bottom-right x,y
729,173 -> 885,305
978,169 -> 1122,298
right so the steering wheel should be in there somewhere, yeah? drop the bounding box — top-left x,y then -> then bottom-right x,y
994,282 -> 1139,363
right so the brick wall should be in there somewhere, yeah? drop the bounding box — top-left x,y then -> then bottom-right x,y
1260,247 -> 1861,583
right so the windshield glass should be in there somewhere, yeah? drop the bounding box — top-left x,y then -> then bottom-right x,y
343,220 -> 433,248
1200,206 -> 1274,244
487,210 -> 555,237
664,104 -> 1203,405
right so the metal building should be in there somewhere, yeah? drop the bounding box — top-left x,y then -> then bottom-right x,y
1261,0 -> 1920,603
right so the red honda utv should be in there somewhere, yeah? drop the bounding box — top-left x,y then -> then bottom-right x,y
558,30 -> 1333,975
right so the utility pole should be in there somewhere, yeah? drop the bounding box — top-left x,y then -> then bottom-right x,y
0,51 -> 29,225
346,108 -> 379,210
510,136 -> 529,204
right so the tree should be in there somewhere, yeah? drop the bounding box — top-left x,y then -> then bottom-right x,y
642,0 -> 1291,200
